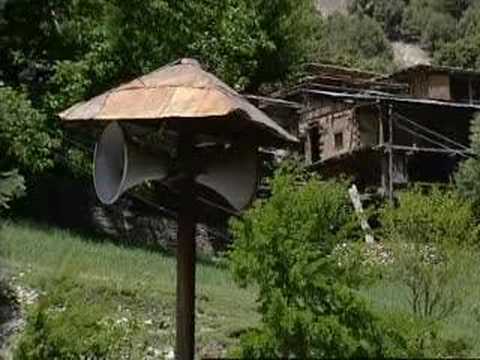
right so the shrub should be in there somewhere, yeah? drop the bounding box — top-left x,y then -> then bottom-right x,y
0,170 -> 25,211
229,165 -> 399,358
380,311 -> 472,358
0,87 -> 58,173
456,113 -> 480,213
378,187 -> 478,356
14,277 -> 147,359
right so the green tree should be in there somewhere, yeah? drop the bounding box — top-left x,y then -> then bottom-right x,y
0,0 -> 109,96
350,0 -> 408,39
456,114 -> 480,211
106,0 -> 319,91
246,0 -> 319,88
316,14 -> 394,73
402,0 -> 458,49
229,165 -> 394,358
0,87 -> 58,173
434,3 -> 480,69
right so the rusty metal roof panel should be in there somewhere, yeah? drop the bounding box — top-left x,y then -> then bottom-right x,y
59,58 -> 298,144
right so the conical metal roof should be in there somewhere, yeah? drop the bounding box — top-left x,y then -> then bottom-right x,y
59,58 -> 297,145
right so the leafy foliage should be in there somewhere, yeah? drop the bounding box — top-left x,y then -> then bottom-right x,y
379,187 -> 478,353
0,170 -> 25,210
456,114 -> 480,212
350,0 -> 408,39
402,0 -> 457,49
350,0 -> 480,58
229,165 -> 397,358
0,87 -> 58,173
434,3 -> 480,69
14,277 -> 147,359
106,0 -> 319,91
316,14 -> 394,73
379,311 -> 473,358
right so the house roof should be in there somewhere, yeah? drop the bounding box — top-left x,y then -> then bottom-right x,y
303,89 -> 480,110
304,63 -> 385,80
382,64 -> 480,81
273,63 -> 407,99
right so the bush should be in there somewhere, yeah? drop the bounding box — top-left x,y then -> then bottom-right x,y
0,170 -> 25,211
456,114 -> 480,212
229,165 -> 400,358
0,87 -> 58,173
380,311 -> 472,358
378,187 -> 478,356
14,277 -> 147,359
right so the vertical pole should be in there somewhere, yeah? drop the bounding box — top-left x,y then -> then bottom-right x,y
378,103 -> 388,196
176,131 -> 196,360
468,78 -> 473,104
388,104 -> 394,204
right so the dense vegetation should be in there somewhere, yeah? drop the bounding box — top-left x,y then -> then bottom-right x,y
228,165 -> 480,358
350,0 -> 480,69
229,168 -> 384,358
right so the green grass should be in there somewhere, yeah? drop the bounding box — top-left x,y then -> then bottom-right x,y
2,221 -> 480,357
0,221 -> 260,358
363,264 -> 480,355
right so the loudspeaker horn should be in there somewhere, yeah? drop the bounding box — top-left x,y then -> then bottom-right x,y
94,122 -> 169,205
94,122 -> 258,210
196,143 -> 258,211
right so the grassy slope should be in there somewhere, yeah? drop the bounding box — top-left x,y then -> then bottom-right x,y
0,222 -> 259,357
2,221 -> 480,356
364,268 -> 480,355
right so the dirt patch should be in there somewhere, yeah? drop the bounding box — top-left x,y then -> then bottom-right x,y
315,0 -> 352,16
392,41 -> 432,68
0,276 -> 39,358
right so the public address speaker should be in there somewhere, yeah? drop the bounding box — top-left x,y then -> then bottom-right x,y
93,121 -> 258,210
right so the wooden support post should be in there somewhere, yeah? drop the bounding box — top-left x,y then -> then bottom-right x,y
349,184 -> 374,244
468,78 -> 474,104
387,104 -> 394,204
378,103 -> 388,196
176,131 -> 196,360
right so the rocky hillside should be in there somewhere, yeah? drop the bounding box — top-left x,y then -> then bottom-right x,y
315,0 -> 351,16
391,42 -> 431,68
315,0 -> 432,68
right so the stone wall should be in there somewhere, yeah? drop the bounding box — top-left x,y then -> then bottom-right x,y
18,175 -> 230,256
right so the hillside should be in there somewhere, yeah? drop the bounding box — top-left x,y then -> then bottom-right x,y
315,0 -> 432,68
315,0 -> 351,16
0,222 -> 259,358
316,0 -> 480,71
391,41 -> 431,67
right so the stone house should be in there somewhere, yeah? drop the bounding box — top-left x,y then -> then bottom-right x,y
271,64 -> 480,199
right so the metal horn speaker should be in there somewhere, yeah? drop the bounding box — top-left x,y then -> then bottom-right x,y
196,143 -> 258,210
94,122 -> 169,205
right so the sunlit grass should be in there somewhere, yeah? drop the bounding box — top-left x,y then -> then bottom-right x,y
0,221 -> 259,355
3,220 -> 479,356
362,260 -> 480,355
